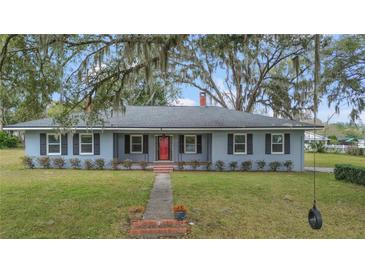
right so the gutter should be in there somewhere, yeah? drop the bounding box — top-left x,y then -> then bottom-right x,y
3,126 -> 324,131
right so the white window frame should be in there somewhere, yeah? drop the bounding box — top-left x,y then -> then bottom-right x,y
233,133 -> 247,154
271,133 -> 284,154
79,133 -> 94,155
184,135 -> 197,154
130,134 -> 143,154
46,133 -> 61,156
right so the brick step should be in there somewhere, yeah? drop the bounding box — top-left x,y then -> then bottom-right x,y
131,219 -> 187,229
129,227 -> 189,237
153,168 -> 173,172
153,166 -> 174,173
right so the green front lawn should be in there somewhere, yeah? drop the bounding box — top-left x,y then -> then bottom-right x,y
0,149 -> 154,238
305,152 -> 365,167
172,172 -> 365,238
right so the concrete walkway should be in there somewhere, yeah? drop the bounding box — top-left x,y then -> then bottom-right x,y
304,167 -> 334,173
143,173 -> 174,220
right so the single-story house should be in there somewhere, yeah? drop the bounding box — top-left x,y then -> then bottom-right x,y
4,93 -> 320,171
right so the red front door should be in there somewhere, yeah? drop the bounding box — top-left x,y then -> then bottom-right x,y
159,136 -> 169,160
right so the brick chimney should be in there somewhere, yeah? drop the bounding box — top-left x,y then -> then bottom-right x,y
200,92 -> 207,107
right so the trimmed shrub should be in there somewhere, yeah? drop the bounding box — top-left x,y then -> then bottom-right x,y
139,160 -> 147,170
256,160 -> 266,170
52,157 -> 65,169
177,161 -> 185,170
215,160 -> 225,171
269,161 -> 281,171
191,160 -> 200,170
95,158 -> 105,170
229,161 -> 238,171
111,159 -> 120,170
334,164 -> 365,185
84,159 -> 94,170
206,161 -> 212,171
37,157 -> 51,169
21,156 -> 34,169
69,158 -> 81,169
0,131 -> 19,148
123,159 -> 133,170
241,160 -> 252,171
283,160 -> 293,171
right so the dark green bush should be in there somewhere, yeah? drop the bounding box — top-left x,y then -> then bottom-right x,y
241,160 -> 252,171
52,157 -> 65,169
269,161 -> 281,171
334,164 -> 365,185
283,160 -> 293,171
0,131 -> 19,148
122,159 -> 132,170
95,158 -> 105,170
206,161 -> 212,171
215,160 -> 225,171
37,157 -> 51,168
69,158 -> 81,169
256,160 -> 266,170
84,159 -> 94,170
229,161 -> 238,171
21,156 -> 34,169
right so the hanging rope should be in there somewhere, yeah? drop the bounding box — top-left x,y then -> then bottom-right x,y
313,34 -> 320,208
308,34 -> 323,230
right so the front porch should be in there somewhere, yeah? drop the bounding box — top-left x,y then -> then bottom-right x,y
114,133 -> 212,165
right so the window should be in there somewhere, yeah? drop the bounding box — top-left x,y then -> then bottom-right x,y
80,133 -> 93,155
184,135 -> 196,153
272,133 -> 284,154
234,133 -> 246,154
131,135 -> 143,153
47,133 -> 61,155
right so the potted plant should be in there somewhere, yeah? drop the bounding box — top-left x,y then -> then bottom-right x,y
173,204 -> 187,221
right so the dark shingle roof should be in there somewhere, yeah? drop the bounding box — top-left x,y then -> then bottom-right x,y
4,106 -> 319,129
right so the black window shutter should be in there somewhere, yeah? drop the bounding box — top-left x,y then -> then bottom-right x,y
143,135 -> 149,154
94,133 -> 100,155
40,133 -> 46,155
73,133 -> 79,155
179,135 -> 184,153
197,135 -> 202,154
61,134 -> 68,155
284,133 -> 290,154
125,134 -> 130,154
113,133 -> 119,158
265,133 -> 271,154
247,133 -> 253,155
227,134 -> 233,154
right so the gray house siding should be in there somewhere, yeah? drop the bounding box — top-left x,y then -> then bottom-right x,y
25,130 -> 114,168
211,130 -> 304,171
24,130 -> 304,171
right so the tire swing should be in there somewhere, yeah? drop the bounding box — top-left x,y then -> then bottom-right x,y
308,35 -> 323,230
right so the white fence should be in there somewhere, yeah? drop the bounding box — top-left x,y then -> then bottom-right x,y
304,144 -> 353,153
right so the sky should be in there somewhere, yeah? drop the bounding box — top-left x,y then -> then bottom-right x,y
174,85 -> 365,124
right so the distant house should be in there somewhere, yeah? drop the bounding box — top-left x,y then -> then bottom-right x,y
358,139 -> 365,148
304,132 -> 329,145
4,92 -> 321,171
